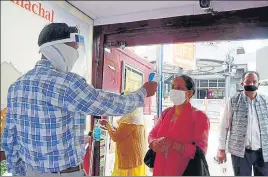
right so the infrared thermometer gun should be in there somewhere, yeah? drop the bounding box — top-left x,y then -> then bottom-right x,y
148,72 -> 160,82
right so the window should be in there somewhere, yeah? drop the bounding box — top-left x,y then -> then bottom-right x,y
209,82 -> 217,87
218,82 -> 225,87
122,62 -> 144,93
200,80 -> 208,87
195,79 -> 226,88
209,80 -> 217,88
194,80 -> 199,88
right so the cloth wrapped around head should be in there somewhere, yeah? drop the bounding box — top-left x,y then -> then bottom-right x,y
118,90 -> 145,126
38,23 -> 85,73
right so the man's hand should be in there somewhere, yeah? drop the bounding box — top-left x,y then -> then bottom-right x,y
149,137 -> 172,152
99,119 -> 108,126
217,149 -> 227,164
143,82 -> 157,97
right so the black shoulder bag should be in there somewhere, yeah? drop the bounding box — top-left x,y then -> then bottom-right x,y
144,108 -> 171,168
182,110 -> 210,176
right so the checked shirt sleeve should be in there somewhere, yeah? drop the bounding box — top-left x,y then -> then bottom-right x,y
1,99 -> 26,176
65,77 -> 147,116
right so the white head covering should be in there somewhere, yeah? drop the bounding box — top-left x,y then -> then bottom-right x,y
39,43 -> 79,72
118,90 -> 145,125
119,107 -> 145,126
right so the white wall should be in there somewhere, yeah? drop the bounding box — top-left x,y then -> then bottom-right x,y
191,74 -> 225,80
1,62 -> 23,110
256,46 -> 268,80
1,1 -> 93,78
258,85 -> 268,96
195,43 -> 222,60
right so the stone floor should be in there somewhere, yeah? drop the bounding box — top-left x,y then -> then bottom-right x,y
206,128 -> 234,176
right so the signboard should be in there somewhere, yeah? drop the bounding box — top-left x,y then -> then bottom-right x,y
122,62 -> 144,93
125,69 -> 143,92
172,43 -> 196,70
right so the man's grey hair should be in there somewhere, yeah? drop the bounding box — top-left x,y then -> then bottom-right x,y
242,71 -> 260,81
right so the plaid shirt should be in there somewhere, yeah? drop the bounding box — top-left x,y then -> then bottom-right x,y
1,59 -> 146,175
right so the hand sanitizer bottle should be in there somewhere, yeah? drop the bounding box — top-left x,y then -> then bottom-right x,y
220,161 -> 227,175
93,120 -> 101,141
214,156 -> 227,175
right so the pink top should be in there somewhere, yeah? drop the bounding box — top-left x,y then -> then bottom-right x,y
148,103 -> 210,176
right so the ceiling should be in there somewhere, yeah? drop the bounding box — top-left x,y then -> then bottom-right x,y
68,1 -> 268,26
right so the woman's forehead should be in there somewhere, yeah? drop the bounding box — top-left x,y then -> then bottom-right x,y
173,77 -> 186,86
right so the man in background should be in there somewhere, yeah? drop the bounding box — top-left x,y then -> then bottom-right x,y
217,71 -> 268,176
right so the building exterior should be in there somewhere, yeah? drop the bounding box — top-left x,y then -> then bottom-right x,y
131,40 -> 268,99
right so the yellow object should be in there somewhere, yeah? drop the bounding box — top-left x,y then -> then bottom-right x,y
106,123 -> 145,169
107,89 -> 146,175
0,107 -> 7,136
112,147 -> 146,176
125,90 -> 130,95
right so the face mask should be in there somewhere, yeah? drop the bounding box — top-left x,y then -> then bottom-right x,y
169,89 -> 187,106
244,85 -> 258,92
40,43 -> 79,72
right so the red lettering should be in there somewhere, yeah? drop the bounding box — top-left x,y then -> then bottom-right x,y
38,3 -> 45,17
10,0 -> 22,6
10,0 -> 55,23
44,11 -> 51,21
20,0 -> 24,7
32,4 -> 37,14
24,0 -> 31,11
51,10 -> 55,22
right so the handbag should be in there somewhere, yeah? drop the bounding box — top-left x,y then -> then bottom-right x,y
143,108 -> 171,168
143,148 -> 156,168
182,143 -> 210,176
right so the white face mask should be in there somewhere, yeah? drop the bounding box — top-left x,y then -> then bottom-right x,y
169,89 -> 187,105
40,43 -> 79,72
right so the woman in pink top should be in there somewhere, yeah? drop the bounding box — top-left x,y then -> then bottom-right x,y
148,75 -> 210,176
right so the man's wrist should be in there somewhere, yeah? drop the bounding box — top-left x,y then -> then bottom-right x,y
218,144 -> 226,150
139,87 -> 147,97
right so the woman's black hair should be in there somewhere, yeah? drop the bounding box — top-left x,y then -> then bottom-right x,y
179,75 -> 196,95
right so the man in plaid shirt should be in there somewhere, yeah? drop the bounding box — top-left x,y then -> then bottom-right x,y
1,23 -> 157,176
